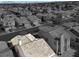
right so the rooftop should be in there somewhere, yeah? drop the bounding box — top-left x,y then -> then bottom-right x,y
10,33 -> 56,57
20,39 -> 55,57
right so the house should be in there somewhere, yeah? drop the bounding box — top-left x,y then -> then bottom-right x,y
62,22 -> 79,28
25,11 -> 32,16
15,16 -> 32,29
27,15 -> 41,26
15,39 -> 56,57
19,17 -> 32,29
47,7 -> 52,13
36,13 -> 48,20
1,14 -> 16,32
38,25 -> 72,55
52,10 -> 74,21
36,13 -> 53,23
9,33 -> 56,57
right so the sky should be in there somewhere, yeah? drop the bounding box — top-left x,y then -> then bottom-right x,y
0,0 -> 58,4
0,0 -> 77,3
1,0 -> 53,1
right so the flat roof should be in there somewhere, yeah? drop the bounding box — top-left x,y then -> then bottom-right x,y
20,39 -> 55,57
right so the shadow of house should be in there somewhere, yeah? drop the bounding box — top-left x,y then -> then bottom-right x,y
73,50 -> 79,57
67,26 -> 79,57
0,32 -> 18,41
69,26 -> 79,50
0,26 -> 39,41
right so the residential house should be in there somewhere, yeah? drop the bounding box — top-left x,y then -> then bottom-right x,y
1,14 -> 16,32
38,25 -> 72,55
15,16 -> 32,29
27,15 -> 41,26
9,33 -> 56,57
